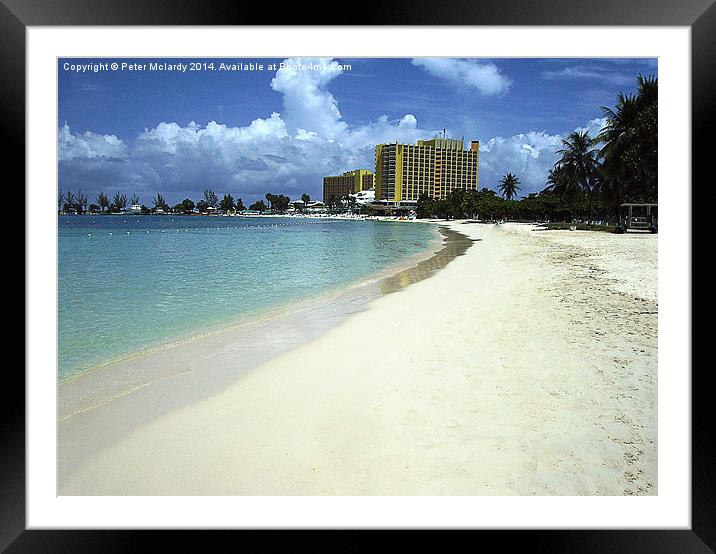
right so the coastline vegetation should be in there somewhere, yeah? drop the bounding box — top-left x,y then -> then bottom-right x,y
60,190 -> 338,216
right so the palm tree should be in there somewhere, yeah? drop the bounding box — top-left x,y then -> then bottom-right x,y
597,93 -> 638,162
595,92 -> 638,213
543,167 -> 566,194
76,190 -> 88,214
63,190 -> 75,211
204,189 -> 218,208
627,74 -> 658,202
112,192 -> 128,212
595,75 -> 658,214
152,193 -> 167,211
554,131 -> 600,216
219,193 -> 235,213
498,173 -> 521,201
97,191 -> 110,212
636,74 -> 657,105
301,193 -> 311,212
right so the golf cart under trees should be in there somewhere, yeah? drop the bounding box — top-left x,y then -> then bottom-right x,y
615,203 -> 658,234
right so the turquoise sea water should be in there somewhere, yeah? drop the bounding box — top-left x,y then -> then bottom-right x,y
58,215 -> 438,380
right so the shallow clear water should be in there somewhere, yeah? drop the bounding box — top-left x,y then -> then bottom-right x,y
58,215 -> 438,380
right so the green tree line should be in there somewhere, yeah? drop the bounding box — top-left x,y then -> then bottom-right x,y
59,187 -> 319,216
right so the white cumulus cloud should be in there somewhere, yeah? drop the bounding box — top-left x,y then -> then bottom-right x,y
398,114 -> 417,128
411,58 -> 512,95
270,58 -> 347,140
58,123 -> 128,161
575,117 -> 607,138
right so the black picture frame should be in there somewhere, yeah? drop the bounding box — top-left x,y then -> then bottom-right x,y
6,0 -> 710,550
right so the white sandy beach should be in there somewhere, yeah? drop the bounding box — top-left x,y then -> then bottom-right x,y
59,222 -> 657,496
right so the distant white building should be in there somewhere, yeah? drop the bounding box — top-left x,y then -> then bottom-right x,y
130,204 -> 142,214
350,189 -> 375,206
287,200 -> 328,214
305,201 -> 327,214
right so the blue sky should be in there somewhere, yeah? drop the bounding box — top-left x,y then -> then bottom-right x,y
59,57 -> 657,204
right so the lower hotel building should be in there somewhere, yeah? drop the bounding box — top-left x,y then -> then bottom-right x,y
323,169 -> 374,202
374,137 -> 479,210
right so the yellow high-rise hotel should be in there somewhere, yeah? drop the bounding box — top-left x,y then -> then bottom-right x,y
374,137 -> 479,207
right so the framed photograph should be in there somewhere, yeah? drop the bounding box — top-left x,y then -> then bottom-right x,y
8,0 -> 710,549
